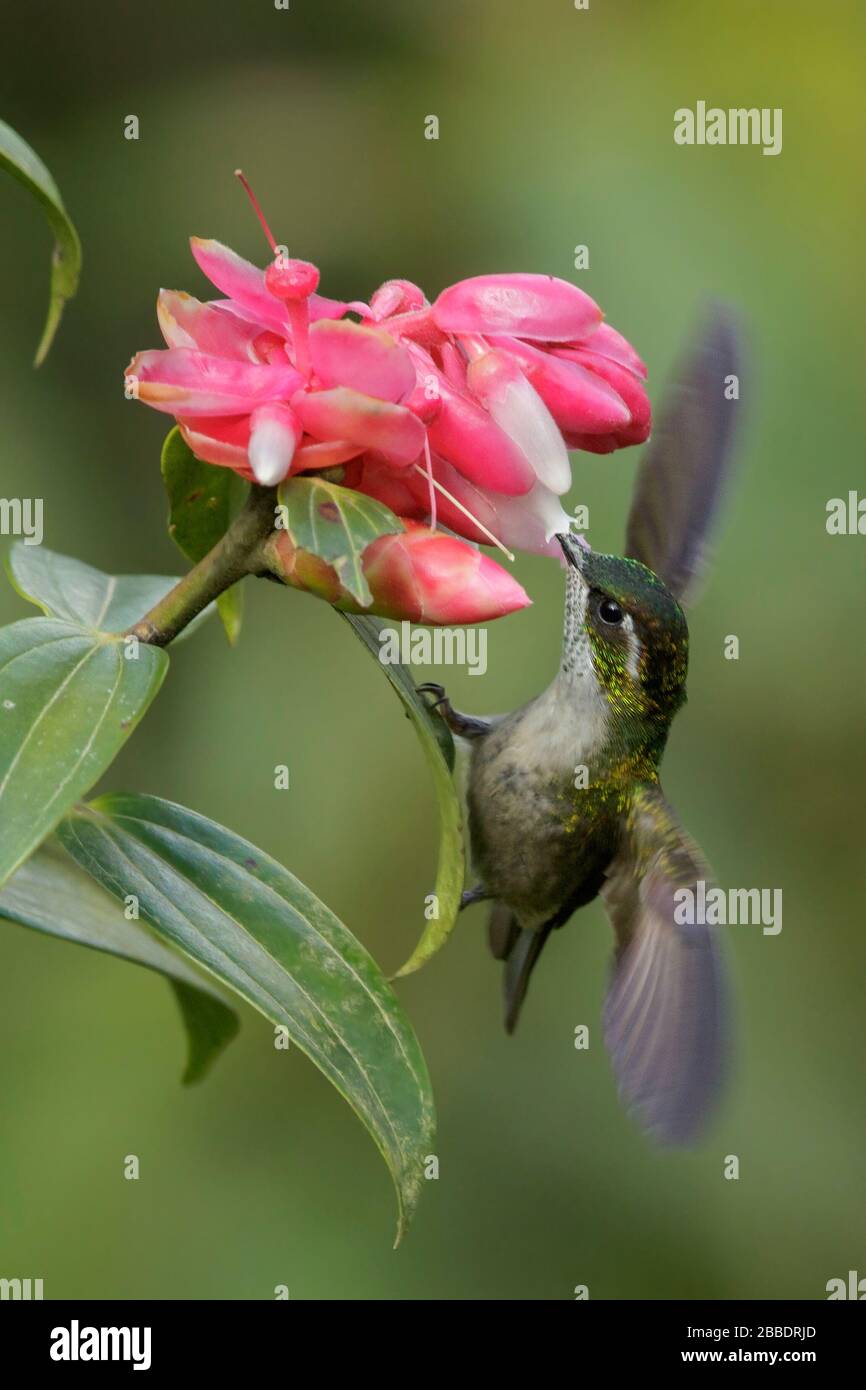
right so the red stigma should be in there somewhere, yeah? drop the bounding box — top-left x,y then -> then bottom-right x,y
234,169 -> 278,255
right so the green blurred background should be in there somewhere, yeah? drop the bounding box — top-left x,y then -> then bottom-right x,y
1,0 -> 864,1300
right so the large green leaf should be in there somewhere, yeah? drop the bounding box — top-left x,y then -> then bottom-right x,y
0,841 -> 238,1084
161,427 -> 247,645
58,793 -> 435,1242
278,476 -> 403,607
0,119 -> 81,365
345,615 -> 465,978
0,618 -> 167,886
6,541 -> 212,641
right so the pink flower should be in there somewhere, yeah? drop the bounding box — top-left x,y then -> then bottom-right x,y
126,175 -> 651,622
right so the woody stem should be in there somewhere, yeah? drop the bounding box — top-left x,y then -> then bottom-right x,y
127,485 -> 277,647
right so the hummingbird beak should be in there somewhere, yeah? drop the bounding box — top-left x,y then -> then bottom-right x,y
557,532 -> 592,676
557,531 -> 588,577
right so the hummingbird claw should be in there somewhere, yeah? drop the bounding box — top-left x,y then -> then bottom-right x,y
416,682 -> 491,740
416,682 -> 447,707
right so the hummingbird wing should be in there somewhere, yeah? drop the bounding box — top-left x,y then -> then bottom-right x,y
600,783 -> 729,1144
624,304 -> 742,606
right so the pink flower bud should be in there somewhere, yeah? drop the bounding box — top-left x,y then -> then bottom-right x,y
268,521 -> 530,625
369,279 -> 427,320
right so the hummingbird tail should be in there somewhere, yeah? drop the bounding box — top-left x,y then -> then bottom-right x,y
487,901 -> 519,960
491,910 -> 554,1035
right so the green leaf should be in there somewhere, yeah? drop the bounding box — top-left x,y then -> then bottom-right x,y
6,541 -> 212,641
160,427 -> 247,645
0,119 -> 82,365
344,615 -> 465,978
0,618 -> 167,887
278,475 -> 404,607
58,793 -> 436,1243
0,841 -> 238,1084
168,981 -> 240,1084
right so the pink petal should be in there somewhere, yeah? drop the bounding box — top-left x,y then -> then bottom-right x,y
310,293 -> 370,321
439,341 -> 467,389
565,321 -> 647,378
308,320 -> 415,402
249,403 -> 303,486
178,415 -> 252,474
210,291 -> 361,332
342,455 -> 426,519
293,439 -> 365,471
466,350 -> 572,494
426,375 -> 538,496
190,238 -> 290,335
292,387 -> 425,465
157,290 -> 262,361
402,376 -> 443,424
402,456 -> 493,542
376,304 -> 443,348
128,348 -> 303,417
563,432 -> 620,455
491,336 -> 632,435
433,274 -> 602,341
250,329 -> 294,365
554,347 -> 651,445
401,343 -> 445,423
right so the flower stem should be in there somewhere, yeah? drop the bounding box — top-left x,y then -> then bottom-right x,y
127,485 -> 277,647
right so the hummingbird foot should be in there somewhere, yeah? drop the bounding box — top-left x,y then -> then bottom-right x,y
416,683 -> 491,740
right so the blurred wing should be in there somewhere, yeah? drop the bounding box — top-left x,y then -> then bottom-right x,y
625,305 -> 743,605
601,783 -> 729,1144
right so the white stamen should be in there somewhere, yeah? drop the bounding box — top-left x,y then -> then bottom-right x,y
410,464 -> 515,561
422,433 -> 437,531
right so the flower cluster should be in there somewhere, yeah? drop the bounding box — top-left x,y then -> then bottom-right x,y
127,195 -> 650,623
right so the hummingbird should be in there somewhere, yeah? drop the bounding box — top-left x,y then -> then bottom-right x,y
419,308 -> 742,1144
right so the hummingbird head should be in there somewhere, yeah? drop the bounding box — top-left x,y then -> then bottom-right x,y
557,532 -> 689,747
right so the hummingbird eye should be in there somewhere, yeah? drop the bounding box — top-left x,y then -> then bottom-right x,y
598,598 -> 624,626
